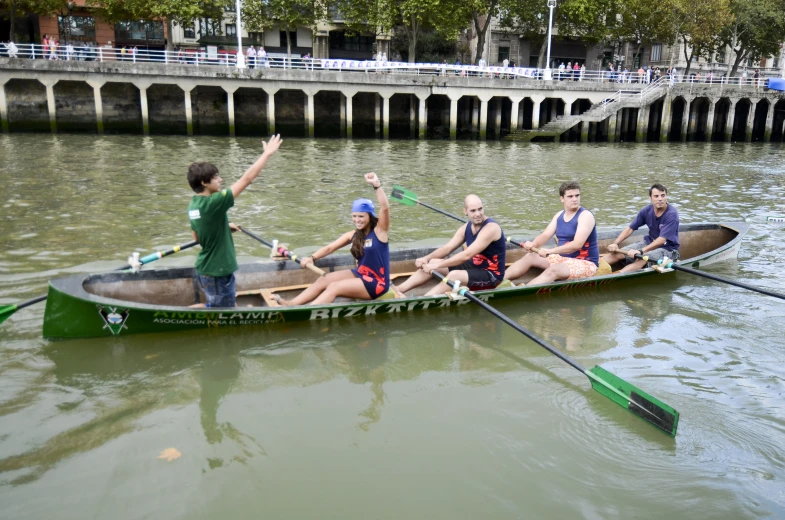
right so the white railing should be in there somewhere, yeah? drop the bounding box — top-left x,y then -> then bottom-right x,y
2,43 -> 782,86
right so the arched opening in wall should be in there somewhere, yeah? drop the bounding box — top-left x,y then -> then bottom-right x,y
712,98 -> 732,141
101,82 -> 142,134
274,89 -> 305,138
426,94 -> 449,139
573,99 -> 592,115
751,101 -> 768,142
314,91 -> 341,138
689,97 -> 711,142
388,93 -> 415,139
487,97 -> 511,139
351,92 -> 379,139
646,97 -> 665,141
561,99 -> 591,142
192,86 -> 228,136
148,84 -> 187,135
731,100 -> 752,142
618,107 -> 639,142
772,100 -> 785,143
53,81 -> 95,133
668,97 -> 686,142
5,79 -> 49,132
457,96 -> 477,139
522,98 -> 534,129
540,98 -> 565,125
234,88 -> 268,137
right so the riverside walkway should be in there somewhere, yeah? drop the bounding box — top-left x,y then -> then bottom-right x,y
0,57 -> 783,142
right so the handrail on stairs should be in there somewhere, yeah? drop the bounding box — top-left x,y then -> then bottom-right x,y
600,76 -> 666,113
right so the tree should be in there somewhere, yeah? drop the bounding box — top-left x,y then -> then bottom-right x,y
87,0 -> 231,50
242,0 -> 332,58
719,0 -> 785,77
674,0 -> 732,77
614,0 -> 678,66
1,0 -> 68,42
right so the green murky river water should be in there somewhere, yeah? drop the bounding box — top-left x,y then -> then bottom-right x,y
1,135 -> 784,519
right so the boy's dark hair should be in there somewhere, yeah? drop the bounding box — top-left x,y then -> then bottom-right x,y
187,162 -> 219,193
649,183 -> 668,195
559,181 -> 581,197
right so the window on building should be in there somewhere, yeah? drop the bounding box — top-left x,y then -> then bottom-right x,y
184,24 -> 196,39
196,18 -> 221,37
280,30 -> 297,48
774,57 -> 780,69
248,32 -> 263,43
498,46 -> 510,63
329,31 -> 375,52
650,43 -> 662,62
115,20 -> 164,43
716,49 -> 726,63
57,15 -> 96,43
225,24 -> 236,37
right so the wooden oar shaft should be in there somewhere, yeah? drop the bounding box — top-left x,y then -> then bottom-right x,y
666,262 -> 785,301
240,228 -> 326,277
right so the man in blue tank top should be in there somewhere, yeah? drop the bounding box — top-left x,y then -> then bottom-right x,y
603,183 -> 679,272
505,181 -> 600,285
393,194 -> 506,296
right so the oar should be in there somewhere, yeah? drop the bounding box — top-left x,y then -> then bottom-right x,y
391,185 -> 532,247
618,249 -> 785,302
240,228 -> 326,277
0,240 -> 198,326
429,270 -> 680,436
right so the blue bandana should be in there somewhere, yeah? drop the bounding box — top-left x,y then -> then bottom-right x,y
352,198 -> 376,217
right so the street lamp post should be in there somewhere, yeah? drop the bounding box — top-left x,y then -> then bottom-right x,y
235,0 -> 246,69
543,0 -> 557,80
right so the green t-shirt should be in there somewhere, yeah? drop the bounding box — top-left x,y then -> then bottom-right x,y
188,189 -> 238,277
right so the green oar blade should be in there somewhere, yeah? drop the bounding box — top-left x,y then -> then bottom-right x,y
588,366 -> 679,436
390,185 -> 418,207
0,304 -> 18,325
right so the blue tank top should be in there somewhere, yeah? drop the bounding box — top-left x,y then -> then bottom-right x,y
555,208 -> 599,266
351,228 -> 391,298
463,218 -> 506,277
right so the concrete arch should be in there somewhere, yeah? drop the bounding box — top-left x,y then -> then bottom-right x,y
772,100 -> 785,143
101,82 -> 142,134
711,98 -> 732,142
731,99 -> 754,142
192,85 -> 228,136
5,78 -> 49,132
234,88 -> 268,137
751,99 -> 769,142
313,90 -> 342,138
147,84 -> 187,135
668,97 -> 688,142
687,97 -> 712,142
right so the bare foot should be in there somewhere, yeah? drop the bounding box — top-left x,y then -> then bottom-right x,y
391,284 -> 406,298
274,294 -> 294,307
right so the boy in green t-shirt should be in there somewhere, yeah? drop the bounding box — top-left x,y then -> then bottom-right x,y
187,134 -> 282,307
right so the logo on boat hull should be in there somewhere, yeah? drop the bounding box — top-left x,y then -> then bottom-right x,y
98,305 -> 130,335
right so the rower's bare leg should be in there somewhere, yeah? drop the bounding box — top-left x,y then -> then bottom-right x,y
395,269 -> 432,294
619,258 -> 647,273
527,263 -> 570,285
601,252 -> 626,266
504,252 -> 549,281
424,268 -> 464,296
311,277 -> 370,305
277,270 -> 355,306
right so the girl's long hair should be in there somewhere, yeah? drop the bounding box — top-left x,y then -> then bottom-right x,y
350,214 -> 378,260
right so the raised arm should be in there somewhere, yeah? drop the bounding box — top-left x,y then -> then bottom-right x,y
230,134 -> 282,198
365,172 -> 390,241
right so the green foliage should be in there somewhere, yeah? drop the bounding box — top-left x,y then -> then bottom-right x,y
86,0 -> 231,26
673,0 -> 732,75
720,0 -> 785,75
391,25 -> 457,62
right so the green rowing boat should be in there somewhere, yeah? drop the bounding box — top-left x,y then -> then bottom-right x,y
42,222 -> 748,339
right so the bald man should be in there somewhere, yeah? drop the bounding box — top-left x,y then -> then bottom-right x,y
394,195 -> 506,296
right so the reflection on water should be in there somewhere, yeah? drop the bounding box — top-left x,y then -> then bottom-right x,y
1,136 -> 784,518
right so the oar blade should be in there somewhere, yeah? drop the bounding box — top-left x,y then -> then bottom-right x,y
390,185 -> 418,207
0,304 -> 18,326
588,366 -> 679,436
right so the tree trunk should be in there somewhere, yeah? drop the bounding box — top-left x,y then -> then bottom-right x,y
473,13 -> 492,64
536,38 -> 547,68
728,47 -> 746,78
9,1 -> 16,42
165,19 -> 174,51
682,36 -> 692,77
407,15 -> 418,63
635,43 -> 643,67
286,28 -> 292,64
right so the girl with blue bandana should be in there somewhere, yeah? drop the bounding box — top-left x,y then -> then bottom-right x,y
276,172 -> 391,305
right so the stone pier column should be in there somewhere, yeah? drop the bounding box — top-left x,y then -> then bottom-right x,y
764,102 -> 775,142
382,94 -> 391,139
636,106 -> 648,143
659,96 -> 673,143
264,88 -> 277,135
138,85 -> 150,136
417,95 -> 427,139
346,93 -> 354,138
223,86 -> 239,137
564,100 -> 573,116
621,109 -> 630,140
509,97 -> 523,132
375,94 -> 381,138
607,111 -> 618,142
680,100 -> 690,142
581,121 -> 589,142
449,96 -> 459,140
494,99 -> 502,139
530,96 -> 545,130
726,99 -> 737,142
87,80 -> 105,135
550,98 -> 558,122
588,122 -> 596,142
183,86 -> 195,136
0,78 -> 9,134
471,98 -> 479,134
705,99 -> 716,142
687,101 -> 699,140
340,94 -> 346,136
306,93 -> 315,138
409,95 -> 416,138
42,80 -> 58,134
745,101 -> 756,142
479,96 -> 490,140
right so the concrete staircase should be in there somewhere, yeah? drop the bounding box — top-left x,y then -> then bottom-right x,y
507,78 -> 667,141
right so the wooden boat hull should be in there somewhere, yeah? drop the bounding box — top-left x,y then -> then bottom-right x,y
42,222 -> 748,339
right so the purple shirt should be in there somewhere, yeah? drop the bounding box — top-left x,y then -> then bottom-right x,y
629,204 -> 680,251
